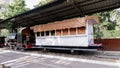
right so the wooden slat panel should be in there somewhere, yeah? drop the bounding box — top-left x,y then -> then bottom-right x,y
56,30 -> 61,36
32,16 -> 98,32
78,27 -> 85,34
63,29 -> 68,35
95,39 -> 120,51
70,28 -> 76,35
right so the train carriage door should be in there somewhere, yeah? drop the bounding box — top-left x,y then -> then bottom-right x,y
86,20 -> 94,45
86,19 -> 99,46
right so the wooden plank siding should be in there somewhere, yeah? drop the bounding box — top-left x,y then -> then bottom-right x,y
78,27 -> 86,34
56,30 -> 61,36
95,39 -> 120,51
31,16 -> 99,33
70,28 -> 76,35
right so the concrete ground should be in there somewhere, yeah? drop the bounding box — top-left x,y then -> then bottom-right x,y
0,48 -> 120,68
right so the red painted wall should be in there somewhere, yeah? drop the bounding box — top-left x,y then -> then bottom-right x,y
95,39 -> 120,51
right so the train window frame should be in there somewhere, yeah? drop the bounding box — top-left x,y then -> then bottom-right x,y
70,28 -> 76,35
61,30 -> 63,36
78,27 -> 86,34
51,30 -> 55,36
49,31 -> 51,36
68,28 -> 70,35
63,29 -> 69,35
37,32 -> 40,36
76,27 -> 78,35
56,30 -> 61,36
41,32 -> 44,36
46,31 -> 49,36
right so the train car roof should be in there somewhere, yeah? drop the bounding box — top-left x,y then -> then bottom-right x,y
0,0 -> 120,27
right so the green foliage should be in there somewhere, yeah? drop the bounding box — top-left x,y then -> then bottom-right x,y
94,25 -> 103,39
2,0 -> 28,19
0,29 -> 9,37
0,0 -> 29,37
95,10 -> 117,30
1,0 -> 29,30
102,30 -> 120,38
94,10 -> 118,39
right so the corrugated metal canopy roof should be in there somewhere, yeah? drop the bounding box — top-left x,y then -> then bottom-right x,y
0,0 -> 120,27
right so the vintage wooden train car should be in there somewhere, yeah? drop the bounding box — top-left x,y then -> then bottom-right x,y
31,16 -> 101,49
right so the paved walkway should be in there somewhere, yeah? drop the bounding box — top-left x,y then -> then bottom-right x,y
0,50 -> 119,68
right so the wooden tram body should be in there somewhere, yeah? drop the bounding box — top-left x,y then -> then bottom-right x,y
31,16 -> 101,49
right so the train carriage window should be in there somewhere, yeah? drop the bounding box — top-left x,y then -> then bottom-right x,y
70,28 -> 76,35
37,32 -> 40,36
56,30 -> 61,36
78,27 -> 86,34
51,30 -> 55,36
41,32 -> 44,36
63,29 -> 68,35
46,31 -> 49,36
